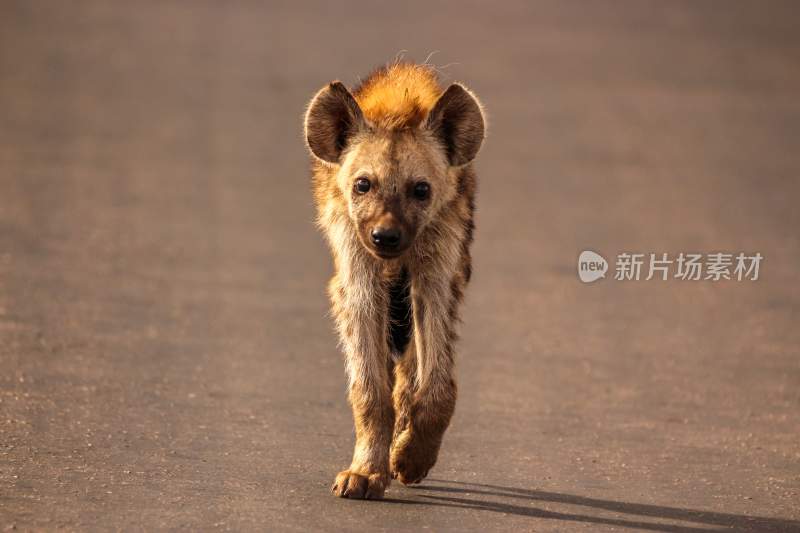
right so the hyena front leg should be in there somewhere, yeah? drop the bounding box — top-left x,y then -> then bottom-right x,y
390,275 -> 461,484
329,269 -> 394,499
391,336 -> 416,447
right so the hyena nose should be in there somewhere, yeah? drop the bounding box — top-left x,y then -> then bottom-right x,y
371,227 -> 401,249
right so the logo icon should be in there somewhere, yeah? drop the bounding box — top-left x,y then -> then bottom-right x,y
578,250 -> 608,283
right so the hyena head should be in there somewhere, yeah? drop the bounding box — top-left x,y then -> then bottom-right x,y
304,66 -> 484,259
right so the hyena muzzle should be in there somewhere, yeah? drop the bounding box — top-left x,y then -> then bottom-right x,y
304,63 -> 485,499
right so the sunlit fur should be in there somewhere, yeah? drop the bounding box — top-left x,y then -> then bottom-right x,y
353,63 -> 442,129
305,62 -> 484,500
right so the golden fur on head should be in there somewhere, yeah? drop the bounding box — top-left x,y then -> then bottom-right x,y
352,63 -> 442,130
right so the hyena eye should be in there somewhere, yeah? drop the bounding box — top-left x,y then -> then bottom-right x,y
354,177 -> 371,194
413,181 -> 430,200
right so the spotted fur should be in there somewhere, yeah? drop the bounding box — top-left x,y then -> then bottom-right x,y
304,62 -> 485,499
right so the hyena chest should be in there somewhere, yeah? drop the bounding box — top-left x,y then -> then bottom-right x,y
387,266 -> 412,358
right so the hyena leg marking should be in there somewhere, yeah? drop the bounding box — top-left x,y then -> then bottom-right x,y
391,338 -> 416,445
390,279 -> 460,485
328,272 -> 395,499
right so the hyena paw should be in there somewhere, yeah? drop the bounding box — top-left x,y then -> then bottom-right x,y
390,430 -> 440,485
331,469 -> 388,500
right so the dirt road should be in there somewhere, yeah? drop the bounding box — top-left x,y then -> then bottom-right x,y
1,1 -> 799,530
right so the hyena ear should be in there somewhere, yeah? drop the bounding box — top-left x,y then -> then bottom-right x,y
304,81 -> 366,164
425,83 -> 485,166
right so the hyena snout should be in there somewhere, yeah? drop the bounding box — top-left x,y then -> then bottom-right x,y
365,213 -> 414,259
371,226 -> 402,251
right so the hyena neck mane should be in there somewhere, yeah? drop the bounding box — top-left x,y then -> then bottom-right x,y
352,63 -> 442,130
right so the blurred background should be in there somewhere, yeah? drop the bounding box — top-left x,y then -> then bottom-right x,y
1,1 -> 798,530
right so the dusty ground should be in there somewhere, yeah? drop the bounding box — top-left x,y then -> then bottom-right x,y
1,1 -> 799,531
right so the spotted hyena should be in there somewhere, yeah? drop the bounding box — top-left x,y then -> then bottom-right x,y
304,62 -> 485,499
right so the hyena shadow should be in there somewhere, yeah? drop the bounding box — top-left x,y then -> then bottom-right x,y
384,480 -> 799,532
